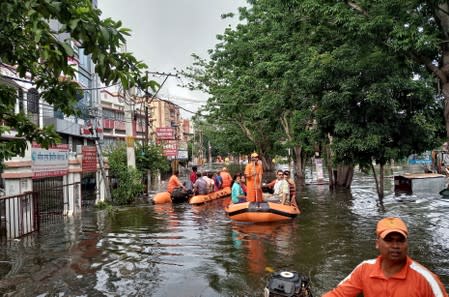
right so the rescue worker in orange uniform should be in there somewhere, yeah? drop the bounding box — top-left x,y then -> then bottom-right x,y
244,152 -> 263,202
167,170 -> 186,194
220,167 -> 233,188
322,217 -> 448,297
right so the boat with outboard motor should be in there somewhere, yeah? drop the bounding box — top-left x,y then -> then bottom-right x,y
189,187 -> 231,205
225,198 -> 300,223
152,188 -> 193,204
264,270 -> 313,297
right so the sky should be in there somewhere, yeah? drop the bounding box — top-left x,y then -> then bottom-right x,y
98,0 -> 247,118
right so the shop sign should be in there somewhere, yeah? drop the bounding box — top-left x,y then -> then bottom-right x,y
31,143 -> 69,179
82,146 -> 97,172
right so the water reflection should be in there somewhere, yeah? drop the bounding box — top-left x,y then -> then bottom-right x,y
0,172 -> 447,296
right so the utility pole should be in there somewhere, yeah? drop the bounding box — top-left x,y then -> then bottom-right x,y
124,89 -> 136,168
92,116 -> 111,202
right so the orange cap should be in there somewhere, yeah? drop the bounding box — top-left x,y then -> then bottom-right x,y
376,217 -> 408,239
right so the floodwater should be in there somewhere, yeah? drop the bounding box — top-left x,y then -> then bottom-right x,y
0,170 -> 448,296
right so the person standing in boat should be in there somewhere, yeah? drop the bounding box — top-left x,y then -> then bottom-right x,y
322,217 -> 448,297
244,152 -> 263,202
231,174 -> 246,203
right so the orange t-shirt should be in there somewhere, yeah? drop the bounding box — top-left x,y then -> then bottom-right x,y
167,175 -> 182,194
323,256 -> 448,297
220,171 -> 233,188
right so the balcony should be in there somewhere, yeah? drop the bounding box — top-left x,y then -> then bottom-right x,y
43,117 -> 81,136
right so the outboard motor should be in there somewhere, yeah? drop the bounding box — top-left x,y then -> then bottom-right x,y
264,271 -> 313,297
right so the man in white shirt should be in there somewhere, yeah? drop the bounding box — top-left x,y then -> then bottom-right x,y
273,170 -> 290,204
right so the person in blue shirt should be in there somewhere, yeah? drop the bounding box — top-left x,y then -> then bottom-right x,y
231,173 -> 246,204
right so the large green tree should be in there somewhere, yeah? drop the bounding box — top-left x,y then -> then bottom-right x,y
338,1 -> 449,140
184,0 -> 445,199
0,0 -> 157,160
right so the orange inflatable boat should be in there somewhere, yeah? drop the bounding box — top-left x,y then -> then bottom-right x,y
225,200 -> 300,223
152,192 -> 172,204
189,187 -> 231,205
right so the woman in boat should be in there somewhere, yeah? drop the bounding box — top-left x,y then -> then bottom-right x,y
231,173 -> 246,204
240,174 -> 248,195
244,152 -> 263,202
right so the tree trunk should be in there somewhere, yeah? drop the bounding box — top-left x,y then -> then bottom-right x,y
371,162 -> 385,201
335,165 -> 354,188
293,146 -> 305,185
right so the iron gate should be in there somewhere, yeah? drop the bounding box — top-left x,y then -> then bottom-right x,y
81,173 -> 97,207
32,177 -> 65,221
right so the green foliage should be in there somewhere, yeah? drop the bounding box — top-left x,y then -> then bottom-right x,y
107,143 -> 144,205
183,0 -> 445,185
95,201 -> 118,217
135,142 -> 170,175
0,0 -> 157,161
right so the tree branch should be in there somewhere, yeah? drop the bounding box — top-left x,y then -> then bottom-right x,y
411,52 -> 448,84
345,1 -> 369,17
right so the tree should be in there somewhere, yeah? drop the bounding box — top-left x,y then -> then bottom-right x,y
135,142 -> 170,175
338,1 -> 449,141
107,143 -> 144,205
184,0 -> 445,199
0,0 -> 157,160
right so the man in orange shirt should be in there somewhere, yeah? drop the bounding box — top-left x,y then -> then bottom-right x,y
322,217 -> 448,297
244,152 -> 263,202
220,167 -> 233,188
167,170 -> 186,194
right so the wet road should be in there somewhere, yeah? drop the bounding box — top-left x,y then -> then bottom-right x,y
0,171 -> 448,296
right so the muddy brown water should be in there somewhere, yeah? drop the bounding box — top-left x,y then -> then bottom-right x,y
0,170 -> 448,296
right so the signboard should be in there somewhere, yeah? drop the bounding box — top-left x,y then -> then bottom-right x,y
31,143 -> 69,179
162,140 -> 177,157
156,127 -> 175,140
82,146 -> 97,172
177,150 -> 188,160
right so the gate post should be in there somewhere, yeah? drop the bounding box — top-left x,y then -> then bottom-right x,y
67,155 -> 82,215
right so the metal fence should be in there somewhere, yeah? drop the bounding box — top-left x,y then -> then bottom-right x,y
0,192 -> 39,242
32,177 -> 65,219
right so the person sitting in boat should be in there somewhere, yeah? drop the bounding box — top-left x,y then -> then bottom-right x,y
205,172 -> 215,193
220,167 -> 233,188
193,172 -> 210,195
213,171 -> 223,191
240,174 -> 248,195
231,173 -> 246,204
190,166 -> 198,185
265,170 -> 290,204
283,170 -> 296,200
167,170 -> 187,196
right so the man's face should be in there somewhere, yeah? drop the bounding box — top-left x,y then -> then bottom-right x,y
276,172 -> 284,180
376,232 -> 408,263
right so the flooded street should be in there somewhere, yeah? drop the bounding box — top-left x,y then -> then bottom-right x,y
1,171 -> 448,296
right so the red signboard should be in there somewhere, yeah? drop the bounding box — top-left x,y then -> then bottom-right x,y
156,127 -> 175,140
82,146 -> 97,172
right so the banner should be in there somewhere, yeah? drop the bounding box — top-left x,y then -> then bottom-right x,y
31,143 -> 69,179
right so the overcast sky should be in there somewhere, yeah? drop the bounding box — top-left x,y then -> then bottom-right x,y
98,0 -> 246,118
